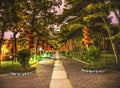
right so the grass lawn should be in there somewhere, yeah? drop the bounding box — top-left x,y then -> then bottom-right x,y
100,54 -> 117,70
0,60 -> 37,74
0,61 -> 21,74
0,54 -> 46,74
71,53 -> 118,70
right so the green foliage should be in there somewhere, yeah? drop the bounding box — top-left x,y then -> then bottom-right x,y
83,13 -> 106,22
82,45 -> 106,69
84,46 -> 101,65
0,61 -> 21,74
65,51 -> 70,56
85,3 -> 108,13
61,50 -> 70,56
17,49 -> 30,68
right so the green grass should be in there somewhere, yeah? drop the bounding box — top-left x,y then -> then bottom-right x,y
0,60 -> 38,74
0,54 -> 43,74
0,54 -> 42,74
0,61 -> 21,74
100,54 -> 117,70
71,53 -> 118,70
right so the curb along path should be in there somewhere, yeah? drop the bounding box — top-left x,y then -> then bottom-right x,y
49,59 -> 73,88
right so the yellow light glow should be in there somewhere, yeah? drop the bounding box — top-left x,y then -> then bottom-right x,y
1,44 -> 9,54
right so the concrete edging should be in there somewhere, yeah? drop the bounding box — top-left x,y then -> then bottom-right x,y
10,71 -> 35,76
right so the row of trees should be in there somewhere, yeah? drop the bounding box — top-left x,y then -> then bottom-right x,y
0,0 -> 64,61
58,0 -> 120,69
0,0 -> 120,69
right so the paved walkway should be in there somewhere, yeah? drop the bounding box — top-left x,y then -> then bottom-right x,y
0,57 -> 120,88
0,59 -> 54,88
61,58 -> 120,88
49,59 -> 73,88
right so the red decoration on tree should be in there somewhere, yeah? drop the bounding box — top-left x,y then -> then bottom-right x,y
83,27 -> 91,45
29,45 -> 34,48
28,36 -> 34,39
84,36 -> 90,40
28,31 -> 34,48
29,40 -> 34,44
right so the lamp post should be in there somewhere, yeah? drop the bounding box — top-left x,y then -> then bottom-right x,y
39,47 -> 42,56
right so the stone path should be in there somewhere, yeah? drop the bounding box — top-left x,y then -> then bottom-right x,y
49,59 -> 73,88
1,57 -> 120,88
61,58 -> 120,88
0,59 -> 54,88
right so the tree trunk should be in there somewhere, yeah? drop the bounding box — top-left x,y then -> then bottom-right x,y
13,32 -> 18,62
101,13 -> 120,70
34,36 -> 40,61
0,22 -> 6,72
0,32 -> 4,72
104,25 -> 120,70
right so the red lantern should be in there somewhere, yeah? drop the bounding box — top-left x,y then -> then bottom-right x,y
28,32 -> 34,49
84,40 -> 91,45
83,27 -> 91,45
83,32 -> 89,36
28,36 -> 34,39
29,45 -> 34,48
28,31 -> 33,35
84,36 -> 90,40
84,41 -> 90,45
29,40 -> 34,44
84,28 -> 90,31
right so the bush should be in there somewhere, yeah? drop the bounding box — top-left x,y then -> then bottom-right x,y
83,46 -> 102,68
17,49 -> 30,68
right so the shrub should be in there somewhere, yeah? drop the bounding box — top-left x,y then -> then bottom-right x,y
83,45 -> 101,68
17,49 -> 30,68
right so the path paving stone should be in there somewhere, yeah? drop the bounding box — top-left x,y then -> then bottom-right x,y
61,58 -> 120,88
1,57 -> 120,88
0,59 -> 54,88
49,60 -> 73,88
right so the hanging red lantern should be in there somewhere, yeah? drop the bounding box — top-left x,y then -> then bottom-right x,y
83,27 -> 91,45
83,28 -> 90,33
83,32 -> 89,36
84,39 -> 91,44
29,41 -> 34,48
28,36 -> 34,39
84,39 -> 89,43
29,45 -> 34,48
84,36 -> 90,40
84,27 -> 90,31
29,40 -> 34,44
28,31 -> 34,48
84,39 -> 90,44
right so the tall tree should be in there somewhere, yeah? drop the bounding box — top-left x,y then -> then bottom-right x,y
83,0 -> 120,70
55,0 -> 120,69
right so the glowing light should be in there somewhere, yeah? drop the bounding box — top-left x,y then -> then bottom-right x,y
1,44 -> 9,54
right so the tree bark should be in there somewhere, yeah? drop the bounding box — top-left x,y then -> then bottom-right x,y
104,25 -> 120,70
13,32 -> 18,62
34,36 -> 40,61
0,22 -> 6,72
